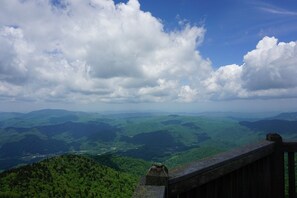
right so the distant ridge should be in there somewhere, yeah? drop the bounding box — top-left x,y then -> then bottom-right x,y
192,112 -> 278,120
23,109 -> 84,118
0,112 -> 23,121
267,112 -> 297,121
240,119 -> 297,136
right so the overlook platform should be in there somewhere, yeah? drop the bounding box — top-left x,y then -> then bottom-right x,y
133,133 -> 297,198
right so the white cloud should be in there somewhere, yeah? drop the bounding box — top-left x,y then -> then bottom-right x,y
258,5 -> 297,16
1,1 -> 297,107
242,36 -> 297,91
178,85 -> 198,102
0,26 -> 32,84
204,36 -> 297,100
0,0 -> 211,104
203,64 -> 244,99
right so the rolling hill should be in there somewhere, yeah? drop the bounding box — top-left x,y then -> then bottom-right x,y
0,154 -> 138,197
1,109 -> 297,197
0,109 -> 266,171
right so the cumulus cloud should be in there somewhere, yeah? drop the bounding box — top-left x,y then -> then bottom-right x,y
0,26 -> 32,84
0,0 -> 211,104
203,64 -> 244,99
1,0 -> 297,106
242,37 -> 297,91
178,85 -> 198,102
204,36 -> 297,100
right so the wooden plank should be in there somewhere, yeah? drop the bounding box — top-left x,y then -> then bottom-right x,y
169,141 -> 274,181
288,152 -> 296,198
169,156 -> 272,198
168,141 -> 275,196
133,185 -> 166,198
283,142 -> 297,152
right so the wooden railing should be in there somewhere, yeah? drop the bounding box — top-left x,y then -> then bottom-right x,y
133,133 -> 297,198
283,141 -> 297,198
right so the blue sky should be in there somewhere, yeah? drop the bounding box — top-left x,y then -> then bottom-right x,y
116,0 -> 297,67
0,0 -> 297,112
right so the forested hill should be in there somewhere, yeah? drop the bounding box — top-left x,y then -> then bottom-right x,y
0,155 -> 138,197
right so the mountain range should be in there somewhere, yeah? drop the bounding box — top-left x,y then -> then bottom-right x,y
1,109 -> 297,171
0,109 -> 297,196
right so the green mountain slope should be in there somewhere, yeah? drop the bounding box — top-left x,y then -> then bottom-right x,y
0,155 -> 138,198
240,119 -> 297,138
0,110 -> 264,171
89,154 -> 152,176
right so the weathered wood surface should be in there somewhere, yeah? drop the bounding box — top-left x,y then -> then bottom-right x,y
168,141 -> 275,197
283,141 -> 297,152
169,156 -> 272,198
133,177 -> 166,198
169,141 -> 274,184
133,185 -> 166,198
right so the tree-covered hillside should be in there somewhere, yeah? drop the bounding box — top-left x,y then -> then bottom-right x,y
2,109 -> 296,173
1,110 -> 296,197
89,154 -> 151,176
0,110 -> 264,171
0,155 -> 138,197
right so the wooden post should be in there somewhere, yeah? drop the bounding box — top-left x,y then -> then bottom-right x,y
146,163 -> 169,186
288,152 -> 296,198
266,133 -> 285,198
133,163 -> 168,198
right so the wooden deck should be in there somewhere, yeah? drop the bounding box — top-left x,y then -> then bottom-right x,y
133,133 -> 297,198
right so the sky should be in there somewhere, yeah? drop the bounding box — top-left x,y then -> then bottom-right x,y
0,0 -> 297,113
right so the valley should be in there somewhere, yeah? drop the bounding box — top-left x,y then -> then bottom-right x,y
1,109 -> 297,196
1,109 -> 296,172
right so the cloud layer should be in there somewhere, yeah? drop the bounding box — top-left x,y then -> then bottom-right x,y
0,0 -> 297,105
204,36 -> 297,100
0,0 -> 212,104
